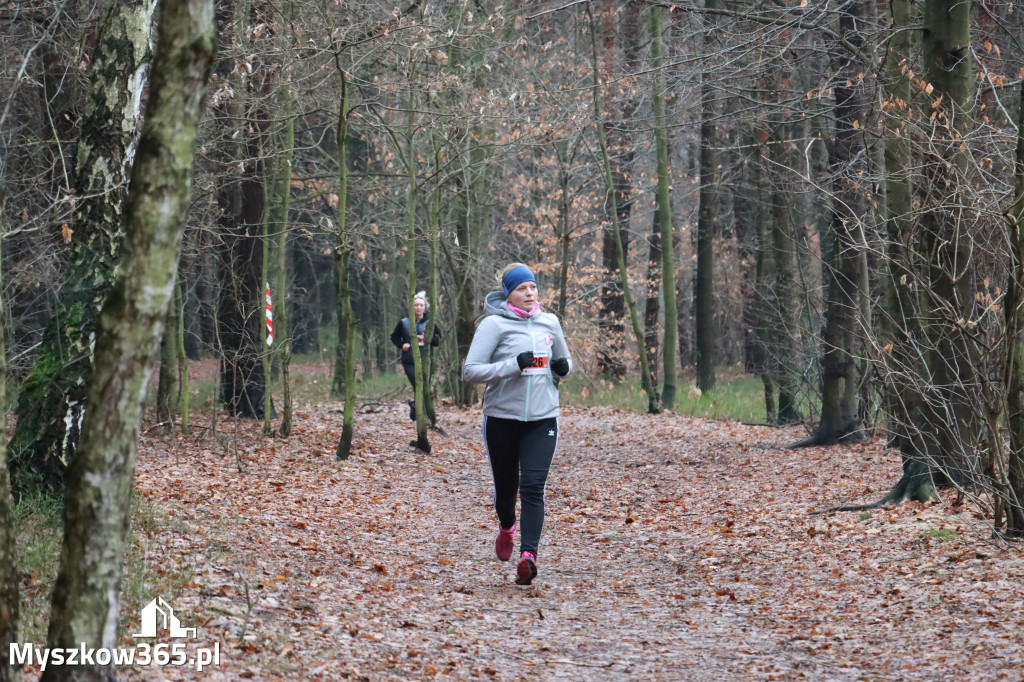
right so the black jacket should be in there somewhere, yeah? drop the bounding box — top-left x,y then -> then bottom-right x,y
391,315 -> 441,365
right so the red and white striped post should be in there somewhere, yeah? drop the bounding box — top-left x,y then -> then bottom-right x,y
265,282 -> 274,346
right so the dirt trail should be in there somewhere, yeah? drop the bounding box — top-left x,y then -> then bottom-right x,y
119,401 -> 1024,681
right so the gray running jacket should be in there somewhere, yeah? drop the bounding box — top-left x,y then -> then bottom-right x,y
463,291 -> 572,422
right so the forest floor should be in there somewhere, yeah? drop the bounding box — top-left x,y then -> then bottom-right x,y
36,364 -> 1024,681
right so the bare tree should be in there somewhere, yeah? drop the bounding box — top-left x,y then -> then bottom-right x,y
651,4 -> 678,409
42,0 -> 214,678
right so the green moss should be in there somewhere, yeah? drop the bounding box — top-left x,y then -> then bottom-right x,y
921,528 -> 958,541
18,349 -> 64,394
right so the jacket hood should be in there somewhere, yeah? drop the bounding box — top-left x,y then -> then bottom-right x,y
484,290 -> 519,319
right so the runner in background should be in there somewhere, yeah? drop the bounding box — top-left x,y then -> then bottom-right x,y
391,291 -> 441,421
463,263 -> 572,585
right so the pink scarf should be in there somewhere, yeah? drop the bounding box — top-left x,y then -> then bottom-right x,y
509,302 -> 540,318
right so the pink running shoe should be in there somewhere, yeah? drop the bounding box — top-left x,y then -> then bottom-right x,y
515,552 -> 537,585
495,523 -> 516,562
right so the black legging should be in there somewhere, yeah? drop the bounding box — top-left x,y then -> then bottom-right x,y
403,361 -> 417,388
483,416 -> 558,556
402,356 -> 433,389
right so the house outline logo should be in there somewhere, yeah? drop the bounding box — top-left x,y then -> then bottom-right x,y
132,597 -> 197,639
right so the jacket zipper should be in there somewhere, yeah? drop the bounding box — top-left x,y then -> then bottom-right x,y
524,317 -> 533,421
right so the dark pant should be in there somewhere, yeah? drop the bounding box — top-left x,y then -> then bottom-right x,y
483,416 -> 558,556
402,356 -> 433,389
403,362 -> 417,388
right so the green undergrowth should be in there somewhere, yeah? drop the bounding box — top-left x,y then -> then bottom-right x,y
13,490 -> 63,644
147,357 -> 412,412
560,367 -> 772,422
154,358 -> 784,423
120,494 -> 195,633
12,491 -> 193,644
288,364 -> 410,404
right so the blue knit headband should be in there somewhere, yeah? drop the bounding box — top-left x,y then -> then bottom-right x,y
502,265 -> 536,297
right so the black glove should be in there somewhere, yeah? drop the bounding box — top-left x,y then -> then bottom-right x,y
550,357 -> 570,377
516,351 -> 535,370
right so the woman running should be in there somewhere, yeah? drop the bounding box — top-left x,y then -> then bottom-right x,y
390,291 -> 441,420
463,263 -> 572,585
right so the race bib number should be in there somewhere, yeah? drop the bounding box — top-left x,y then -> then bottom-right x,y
521,350 -> 550,375
417,332 -> 425,347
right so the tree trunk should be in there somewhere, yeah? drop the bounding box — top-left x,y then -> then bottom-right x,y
175,281 -> 190,431
334,70 -> 357,460
596,0 -> 641,381
753,159 -> 777,423
403,76 -> 430,453
156,292 -> 178,425
214,1 -> 267,419
0,207 -> 21,682
1003,74 -> 1024,536
695,1 -> 720,393
591,9 -> 659,413
261,168 -> 274,434
446,128 -> 491,407
915,0 -> 977,485
797,0 -> 868,446
454,257 -> 479,407
270,93 -> 294,436
217,175 -> 268,417
767,121 -> 803,425
423,136 -> 444,427
651,5 -> 677,410
553,137 -> 575,321
644,228 -> 662,387
736,127 -> 775,422
255,0 -> 280,440
877,0 -> 934,500
8,0 -> 158,496
183,231 -> 218,357
41,1 -> 214,678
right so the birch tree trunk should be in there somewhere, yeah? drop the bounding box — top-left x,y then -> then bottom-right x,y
41,1 -> 214,678
9,0 -> 158,496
